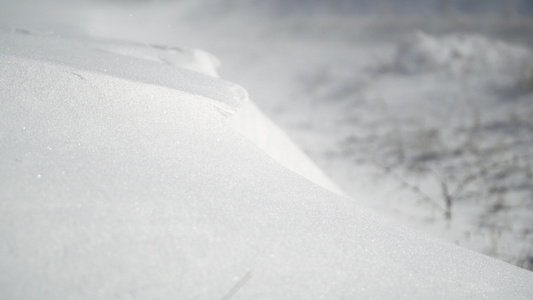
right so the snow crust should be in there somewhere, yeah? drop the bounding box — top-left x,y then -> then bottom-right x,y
1,25 -> 533,299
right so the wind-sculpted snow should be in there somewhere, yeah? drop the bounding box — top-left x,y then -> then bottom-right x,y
0,28 -> 246,116
227,100 -> 346,196
96,42 -> 221,78
1,28 -> 533,299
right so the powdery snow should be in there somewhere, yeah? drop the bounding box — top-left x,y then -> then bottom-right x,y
1,0 -> 533,298
1,28 -> 532,299
97,2 -> 533,270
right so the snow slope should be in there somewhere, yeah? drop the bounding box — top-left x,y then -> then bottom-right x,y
1,0 -> 533,298
74,0 -> 533,269
1,27 -> 532,300
1,18 -> 533,300
0,27 -> 341,195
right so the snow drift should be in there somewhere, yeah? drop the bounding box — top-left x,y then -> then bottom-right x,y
1,26 -> 533,300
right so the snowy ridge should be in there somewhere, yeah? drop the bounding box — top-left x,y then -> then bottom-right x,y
0,29 -> 340,192
71,0 -> 533,271
1,23 -> 533,299
95,42 -> 221,78
227,100 -> 347,196
0,29 -> 247,117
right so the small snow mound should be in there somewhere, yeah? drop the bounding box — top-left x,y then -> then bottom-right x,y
96,43 -> 221,77
394,31 -> 533,88
153,46 -> 221,78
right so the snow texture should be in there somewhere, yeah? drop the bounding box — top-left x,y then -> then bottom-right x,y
1,23 -> 533,300
2,0 -> 533,298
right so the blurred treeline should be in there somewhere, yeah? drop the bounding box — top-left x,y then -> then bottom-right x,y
265,0 -> 533,16
103,0 -> 533,17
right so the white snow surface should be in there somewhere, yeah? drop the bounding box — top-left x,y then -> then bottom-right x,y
1,0 -> 533,298
1,28 -> 532,299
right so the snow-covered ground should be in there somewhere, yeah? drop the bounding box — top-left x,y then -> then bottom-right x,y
2,1 -> 533,297
56,0 -> 533,270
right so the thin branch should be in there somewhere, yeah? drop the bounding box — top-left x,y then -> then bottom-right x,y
221,271 -> 252,300
386,167 -> 447,212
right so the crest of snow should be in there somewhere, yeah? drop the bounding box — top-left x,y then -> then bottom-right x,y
1,17 -> 533,300
95,42 -> 221,78
394,31 -> 533,89
227,100 -> 347,197
0,28 -> 242,116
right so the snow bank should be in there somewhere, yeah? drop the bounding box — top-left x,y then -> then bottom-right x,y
1,27 -> 533,300
394,31 -> 533,89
